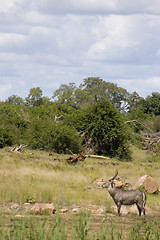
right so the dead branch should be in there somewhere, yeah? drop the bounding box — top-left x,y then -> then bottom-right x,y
66,149 -> 74,155
86,155 -> 110,160
124,120 -> 154,133
11,144 -> 27,153
66,149 -> 110,160
66,152 -> 86,164
54,115 -> 63,123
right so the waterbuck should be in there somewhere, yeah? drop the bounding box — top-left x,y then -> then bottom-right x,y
102,171 -> 146,216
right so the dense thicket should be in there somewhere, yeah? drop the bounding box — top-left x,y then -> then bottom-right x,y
65,101 -> 130,160
1,77 -> 160,160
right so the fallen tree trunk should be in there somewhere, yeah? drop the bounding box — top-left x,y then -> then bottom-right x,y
85,155 -> 110,160
66,152 -> 86,164
66,149 -> 110,160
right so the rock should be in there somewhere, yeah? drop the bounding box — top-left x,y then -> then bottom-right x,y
91,178 -> 105,188
143,176 -> 159,193
59,207 -> 69,213
44,203 -> 56,213
113,206 -> 129,215
112,205 -> 144,215
87,205 -> 105,215
31,203 -> 56,214
91,178 -> 127,189
71,205 -> 81,209
23,203 -> 32,211
71,205 -> 81,213
93,178 -> 104,184
72,208 -> 80,213
10,204 -> 20,210
114,179 -> 127,188
31,203 -> 43,214
23,202 -> 31,207
132,175 -> 159,193
15,214 -> 23,219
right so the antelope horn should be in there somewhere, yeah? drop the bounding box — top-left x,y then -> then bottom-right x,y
107,170 -> 119,182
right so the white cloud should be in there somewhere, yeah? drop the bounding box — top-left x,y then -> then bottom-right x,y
24,10 -> 53,26
0,83 -> 12,100
86,15 -> 138,62
146,77 -> 160,89
85,14 -> 160,64
115,0 -> 160,14
156,49 -> 160,57
38,0 -> 160,14
0,0 -> 160,100
0,0 -> 30,13
39,0 -> 117,14
0,33 -> 26,52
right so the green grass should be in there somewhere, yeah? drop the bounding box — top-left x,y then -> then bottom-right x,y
0,148 -> 113,206
0,146 -> 160,208
0,213 -> 160,240
0,146 -> 160,239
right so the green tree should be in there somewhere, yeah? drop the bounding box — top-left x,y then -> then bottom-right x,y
52,82 -> 76,106
25,87 -> 43,107
80,78 -> 130,111
142,92 -> 160,116
6,95 -> 24,105
68,100 -> 131,160
0,103 -> 29,146
29,120 -> 81,153
0,126 -> 13,148
127,91 -> 142,112
80,77 -> 107,102
52,78 -> 131,111
73,88 -> 92,109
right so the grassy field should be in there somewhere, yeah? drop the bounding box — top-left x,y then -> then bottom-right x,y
0,146 -> 160,239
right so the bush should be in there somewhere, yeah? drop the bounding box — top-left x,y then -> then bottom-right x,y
29,120 -> 82,153
68,100 -> 131,160
0,126 -> 13,148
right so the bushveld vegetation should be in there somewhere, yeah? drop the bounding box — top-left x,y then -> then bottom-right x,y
1,77 -> 160,239
1,77 -> 160,159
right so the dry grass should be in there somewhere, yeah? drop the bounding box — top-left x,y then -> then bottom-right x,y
0,146 -> 160,212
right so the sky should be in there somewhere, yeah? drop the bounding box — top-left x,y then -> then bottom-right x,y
0,0 -> 160,101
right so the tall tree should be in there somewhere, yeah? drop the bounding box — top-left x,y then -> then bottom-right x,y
143,92 -> 160,116
80,77 -> 107,102
25,87 -> 43,107
6,95 -> 24,105
52,82 -> 76,106
80,77 -> 130,111
127,91 -> 142,112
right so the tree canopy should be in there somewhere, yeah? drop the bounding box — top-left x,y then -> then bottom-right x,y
1,77 -> 160,160
67,100 -> 130,160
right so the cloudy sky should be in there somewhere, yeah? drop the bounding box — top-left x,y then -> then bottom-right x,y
0,0 -> 160,101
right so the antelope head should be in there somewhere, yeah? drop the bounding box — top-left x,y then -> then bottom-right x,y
102,170 -> 118,189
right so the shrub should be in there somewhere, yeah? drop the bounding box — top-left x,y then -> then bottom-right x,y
0,126 -> 13,148
29,120 -> 82,153
67,100 -> 131,160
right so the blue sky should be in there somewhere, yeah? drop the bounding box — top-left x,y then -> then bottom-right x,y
0,0 -> 160,100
